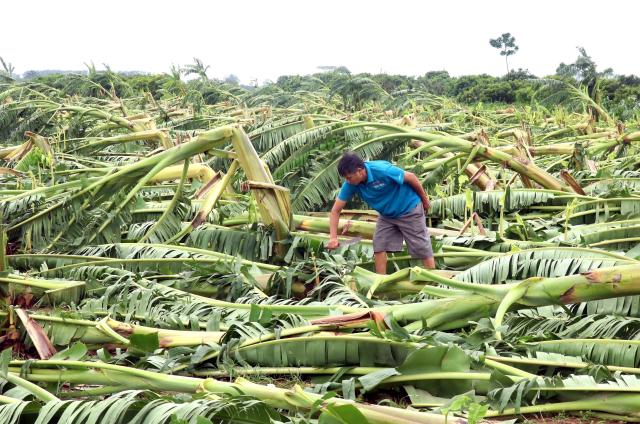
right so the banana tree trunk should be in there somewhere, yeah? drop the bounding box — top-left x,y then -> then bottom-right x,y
410,140 -> 497,190
396,132 -> 569,191
397,263 -> 640,329
8,359 -> 456,424
71,129 -> 173,152
230,128 -> 291,255
293,214 -> 458,238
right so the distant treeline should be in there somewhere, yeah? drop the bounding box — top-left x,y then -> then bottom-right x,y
8,50 -> 639,121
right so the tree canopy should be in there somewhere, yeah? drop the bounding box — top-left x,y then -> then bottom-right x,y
489,32 -> 519,74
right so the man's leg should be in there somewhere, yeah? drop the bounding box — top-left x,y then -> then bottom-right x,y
422,257 -> 435,269
374,251 -> 388,274
373,216 -> 403,275
398,203 -> 435,269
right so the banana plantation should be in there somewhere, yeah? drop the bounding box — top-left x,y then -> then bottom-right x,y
1,70 -> 640,424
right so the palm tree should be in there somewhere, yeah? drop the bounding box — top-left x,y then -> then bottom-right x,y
182,57 -> 210,81
0,56 -> 16,81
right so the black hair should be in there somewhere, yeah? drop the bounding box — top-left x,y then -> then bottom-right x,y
337,152 -> 364,176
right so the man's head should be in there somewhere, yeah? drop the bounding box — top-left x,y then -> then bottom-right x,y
338,152 -> 367,185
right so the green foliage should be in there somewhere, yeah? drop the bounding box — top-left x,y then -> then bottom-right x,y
0,391 -> 288,424
318,404 -> 368,424
437,391 -> 488,424
3,57 -> 640,423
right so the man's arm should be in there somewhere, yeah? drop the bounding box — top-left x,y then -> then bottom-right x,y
327,199 -> 347,249
403,171 -> 430,212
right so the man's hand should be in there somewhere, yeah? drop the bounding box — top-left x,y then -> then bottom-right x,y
329,200 -> 347,250
422,197 -> 430,213
327,238 -> 340,250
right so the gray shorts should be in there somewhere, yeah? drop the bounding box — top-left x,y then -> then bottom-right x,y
373,203 -> 434,259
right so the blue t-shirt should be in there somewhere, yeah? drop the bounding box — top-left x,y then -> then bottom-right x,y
337,161 -> 420,218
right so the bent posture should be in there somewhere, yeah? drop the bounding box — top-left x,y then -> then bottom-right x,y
327,152 -> 435,274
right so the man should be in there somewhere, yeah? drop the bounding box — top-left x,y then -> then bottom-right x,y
327,152 -> 435,274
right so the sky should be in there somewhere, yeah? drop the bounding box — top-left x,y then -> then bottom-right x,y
2,0 -> 638,85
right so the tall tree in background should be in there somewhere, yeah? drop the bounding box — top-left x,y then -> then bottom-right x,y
490,33 -> 519,74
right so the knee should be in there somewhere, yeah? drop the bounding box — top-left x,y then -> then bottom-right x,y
422,257 -> 436,269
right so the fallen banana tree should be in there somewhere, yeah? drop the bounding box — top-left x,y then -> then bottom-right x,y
5,74 -> 640,422
2,357 -> 457,424
2,125 -> 292,254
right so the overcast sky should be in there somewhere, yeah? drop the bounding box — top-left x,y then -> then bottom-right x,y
2,0 -> 638,84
